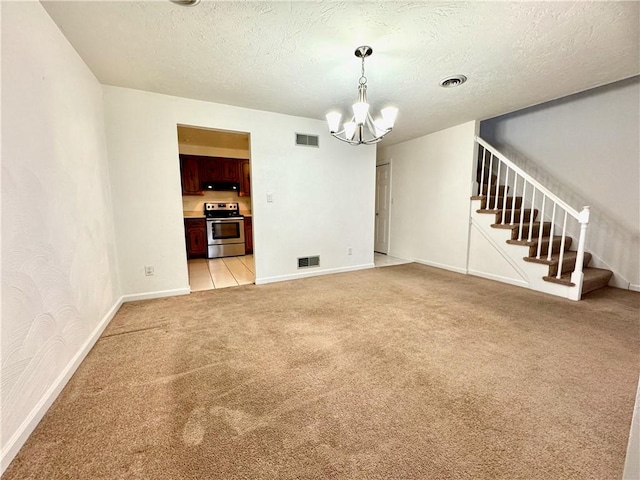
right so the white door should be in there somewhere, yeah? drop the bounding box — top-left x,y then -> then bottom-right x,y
374,163 -> 391,254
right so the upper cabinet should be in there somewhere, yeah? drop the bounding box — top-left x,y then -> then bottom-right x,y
239,160 -> 251,197
221,159 -> 239,182
180,155 -> 251,196
199,157 -> 221,184
180,156 -> 202,196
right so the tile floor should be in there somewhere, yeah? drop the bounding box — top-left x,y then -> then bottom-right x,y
188,255 -> 255,291
374,252 -> 411,267
188,253 -> 409,292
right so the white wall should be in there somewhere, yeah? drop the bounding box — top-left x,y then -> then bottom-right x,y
1,2 -> 121,472
377,121 -> 478,272
481,77 -> 640,288
102,86 -> 376,293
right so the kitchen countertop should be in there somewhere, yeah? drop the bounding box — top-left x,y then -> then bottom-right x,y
183,211 -> 206,219
183,211 -> 251,218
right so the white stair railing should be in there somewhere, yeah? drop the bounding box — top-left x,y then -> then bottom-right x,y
475,137 -> 590,297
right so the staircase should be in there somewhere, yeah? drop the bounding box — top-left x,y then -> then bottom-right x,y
470,138 -> 613,300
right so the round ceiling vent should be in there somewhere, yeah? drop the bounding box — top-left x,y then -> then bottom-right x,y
439,75 -> 468,88
169,0 -> 201,6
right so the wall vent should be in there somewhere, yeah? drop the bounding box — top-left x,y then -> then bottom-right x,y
298,256 -> 320,269
295,133 -> 319,147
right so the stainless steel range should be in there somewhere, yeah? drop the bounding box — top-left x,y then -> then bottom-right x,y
204,202 -> 245,258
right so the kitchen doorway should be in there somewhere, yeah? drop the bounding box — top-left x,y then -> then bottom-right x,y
177,124 -> 254,291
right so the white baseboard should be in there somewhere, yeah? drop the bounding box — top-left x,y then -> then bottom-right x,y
413,258 -> 467,275
629,284 -> 640,293
255,263 -> 374,285
468,269 -> 530,289
121,287 -> 191,303
0,296 -> 124,475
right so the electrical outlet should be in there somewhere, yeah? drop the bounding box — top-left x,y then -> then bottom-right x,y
145,265 -> 154,276
348,247 -> 353,255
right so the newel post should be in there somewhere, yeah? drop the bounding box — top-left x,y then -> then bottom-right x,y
570,206 -> 590,300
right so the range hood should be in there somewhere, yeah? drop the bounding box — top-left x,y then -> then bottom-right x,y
202,181 -> 240,192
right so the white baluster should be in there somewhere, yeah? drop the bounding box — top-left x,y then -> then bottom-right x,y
494,159 -> 501,210
479,147 -> 487,197
486,153 -> 494,208
536,195 -> 546,259
528,188 -> 536,242
556,210 -> 568,278
501,167 -> 510,224
547,202 -> 557,262
518,181 -> 527,241
510,173 -> 518,225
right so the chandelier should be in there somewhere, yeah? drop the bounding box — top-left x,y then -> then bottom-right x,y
326,46 -> 398,145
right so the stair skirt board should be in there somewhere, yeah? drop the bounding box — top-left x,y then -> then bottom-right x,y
469,221 -> 529,285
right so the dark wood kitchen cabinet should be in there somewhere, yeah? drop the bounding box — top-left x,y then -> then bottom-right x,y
221,159 -> 239,182
185,218 -> 207,258
239,160 -> 251,197
180,156 -> 202,195
180,155 -> 250,195
244,216 -> 253,254
197,157 -> 238,183
199,157 -> 221,183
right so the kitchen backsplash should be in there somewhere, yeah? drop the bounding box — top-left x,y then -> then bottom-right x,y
183,191 -> 252,215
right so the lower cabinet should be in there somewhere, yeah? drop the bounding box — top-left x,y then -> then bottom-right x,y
244,216 -> 253,254
185,218 -> 207,258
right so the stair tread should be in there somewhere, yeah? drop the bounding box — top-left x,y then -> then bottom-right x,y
523,251 -> 592,266
479,207 -> 534,213
491,221 -> 551,230
507,235 -> 567,247
543,267 -> 613,292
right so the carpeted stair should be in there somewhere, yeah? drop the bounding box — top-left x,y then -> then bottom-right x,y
471,180 -> 613,297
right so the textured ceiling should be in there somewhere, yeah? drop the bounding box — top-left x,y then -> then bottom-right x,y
42,1 -> 639,146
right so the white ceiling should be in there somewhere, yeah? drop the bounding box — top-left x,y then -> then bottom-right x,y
42,1 -> 639,146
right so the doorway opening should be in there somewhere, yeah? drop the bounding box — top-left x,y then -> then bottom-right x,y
374,161 -> 409,268
374,162 -> 391,255
177,124 -> 255,291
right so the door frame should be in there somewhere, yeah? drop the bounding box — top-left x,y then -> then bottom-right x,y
374,159 -> 392,255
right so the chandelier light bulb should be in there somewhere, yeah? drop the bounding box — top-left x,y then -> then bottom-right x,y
344,122 -> 357,140
352,102 -> 369,125
381,107 -> 399,129
325,45 -> 398,145
326,112 -> 342,133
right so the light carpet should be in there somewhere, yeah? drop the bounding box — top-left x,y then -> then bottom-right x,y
3,263 -> 639,479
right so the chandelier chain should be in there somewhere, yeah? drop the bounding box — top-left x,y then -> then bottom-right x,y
359,56 -> 367,86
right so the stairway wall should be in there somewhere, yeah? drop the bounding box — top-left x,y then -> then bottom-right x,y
481,76 -> 640,290
377,121 -> 478,272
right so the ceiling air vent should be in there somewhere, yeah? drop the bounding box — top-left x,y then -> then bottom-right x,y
295,133 -> 319,147
298,256 -> 320,269
439,75 -> 468,88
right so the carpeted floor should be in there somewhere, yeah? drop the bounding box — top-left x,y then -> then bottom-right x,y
3,263 -> 639,479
